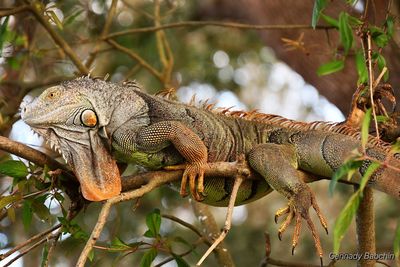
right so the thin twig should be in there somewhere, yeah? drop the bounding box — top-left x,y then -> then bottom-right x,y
0,5 -> 29,17
42,228 -> 63,267
105,21 -> 334,39
76,200 -> 112,267
196,175 -> 244,266
191,201 -> 235,267
366,32 -> 380,140
28,4 -> 88,74
154,0 -> 168,73
372,67 -> 387,88
153,0 -> 174,87
106,39 -> 163,82
0,224 -> 61,260
120,0 -> 154,20
85,0 -> 118,69
76,174 -> 175,267
161,214 -> 204,238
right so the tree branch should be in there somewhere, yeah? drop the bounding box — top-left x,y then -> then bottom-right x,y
105,21 -> 334,39
0,5 -> 29,17
0,136 -> 65,170
106,39 -> 164,82
27,5 -> 89,74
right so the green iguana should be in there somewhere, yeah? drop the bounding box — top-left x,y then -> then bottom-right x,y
21,77 -> 400,260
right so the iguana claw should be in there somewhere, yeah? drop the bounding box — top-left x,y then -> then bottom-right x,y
164,162 -> 207,200
274,190 -> 328,260
164,162 -> 207,201
179,162 -> 207,201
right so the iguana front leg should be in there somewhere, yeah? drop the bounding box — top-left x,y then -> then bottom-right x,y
248,143 -> 328,261
136,121 -> 208,200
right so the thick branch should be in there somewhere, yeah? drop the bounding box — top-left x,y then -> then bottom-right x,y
0,136 -> 65,170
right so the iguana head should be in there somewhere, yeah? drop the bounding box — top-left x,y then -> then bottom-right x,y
21,77 -> 148,201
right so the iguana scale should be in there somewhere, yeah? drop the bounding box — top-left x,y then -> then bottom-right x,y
21,77 -> 400,260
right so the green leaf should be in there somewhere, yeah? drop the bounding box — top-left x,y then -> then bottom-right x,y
174,255 -> 190,267
359,161 -> 380,192
338,12 -> 353,54
8,57 -> 21,70
32,198 -> 51,222
58,217 -> 89,242
385,16 -> 394,38
317,60 -> 344,76
22,200 -> 33,230
375,115 -> 388,123
394,220 -> 400,259
330,159 -> 363,195
88,249 -> 94,262
311,0 -> 327,29
370,27 -> 389,48
145,209 -> 161,238
143,230 -> 154,238
333,191 -> 361,253
140,248 -> 157,267
0,194 -> 20,210
0,16 -> 9,56
347,15 -> 363,26
355,50 -> 368,84
0,160 -> 28,178
361,109 -> 372,149
390,141 -> 400,155
320,13 -> 338,28
110,237 -> 131,250
376,54 -> 389,81
40,243 -> 49,267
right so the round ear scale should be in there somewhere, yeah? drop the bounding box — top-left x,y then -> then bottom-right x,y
81,109 -> 97,127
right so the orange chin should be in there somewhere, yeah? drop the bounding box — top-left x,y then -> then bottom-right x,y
80,175 -> 121,201
80,181 -> 121,201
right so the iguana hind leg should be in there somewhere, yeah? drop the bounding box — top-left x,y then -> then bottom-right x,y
248,143 -> 328,260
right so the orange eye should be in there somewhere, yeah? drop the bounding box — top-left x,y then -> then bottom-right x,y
81,109 -> 97,127
46,89 -> 59,99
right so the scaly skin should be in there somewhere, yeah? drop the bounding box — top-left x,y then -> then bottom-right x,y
21,77 -> 400,260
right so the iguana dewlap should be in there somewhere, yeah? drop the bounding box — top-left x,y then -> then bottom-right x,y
21,77 -> 400,259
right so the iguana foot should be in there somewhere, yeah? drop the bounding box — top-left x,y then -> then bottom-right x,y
182,162 -> 207,201
166,162 -> 207,201
274,188 -> 328,259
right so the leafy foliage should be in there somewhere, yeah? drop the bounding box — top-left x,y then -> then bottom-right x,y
0,160 -> 28,178
144,208 -> 162,238
317,60 -> 344,76
338,12 -> 353,55
311,0 -> 327,29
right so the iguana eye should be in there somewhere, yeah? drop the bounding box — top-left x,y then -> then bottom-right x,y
46,88 -> 60,100
81,109 -> 97,127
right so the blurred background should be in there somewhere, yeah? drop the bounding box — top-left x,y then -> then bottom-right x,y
0,0 -> 399,266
